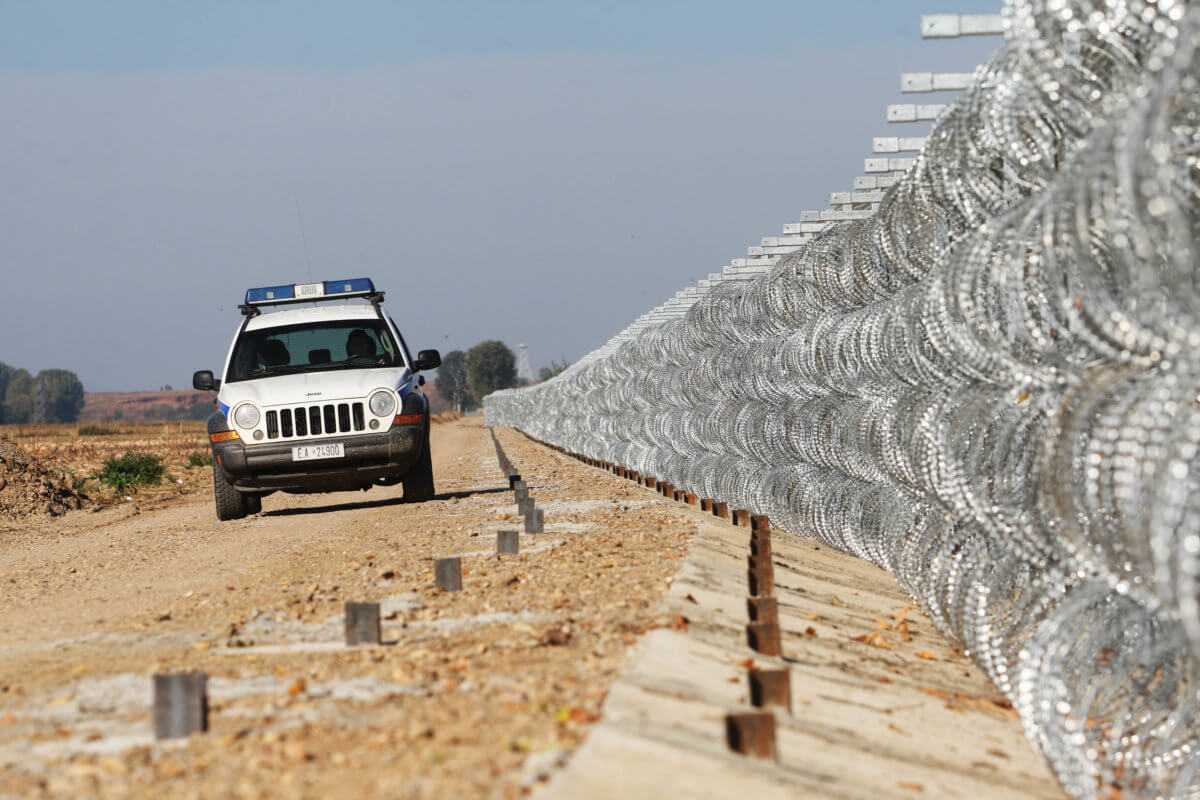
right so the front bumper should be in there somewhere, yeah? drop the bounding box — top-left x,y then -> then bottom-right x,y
212,424 -> 424,492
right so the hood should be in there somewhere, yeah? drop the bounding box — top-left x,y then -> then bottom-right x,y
219,367 -> 412,411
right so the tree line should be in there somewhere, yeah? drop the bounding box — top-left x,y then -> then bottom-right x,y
0,363 -> 85,424
436,341 -> 568,412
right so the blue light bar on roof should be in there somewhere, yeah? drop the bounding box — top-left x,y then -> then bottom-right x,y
243,278 -> 376,307
324,278 -> 375,295
245,284 -> 295,304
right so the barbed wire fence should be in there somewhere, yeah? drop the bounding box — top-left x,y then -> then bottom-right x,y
486,2 -> 1200,797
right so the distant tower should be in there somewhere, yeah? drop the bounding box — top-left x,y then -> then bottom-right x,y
516,343 -> 534,383
33,377 -> 46,425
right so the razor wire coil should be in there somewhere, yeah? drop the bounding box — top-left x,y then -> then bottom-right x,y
487,2 -> 1200,796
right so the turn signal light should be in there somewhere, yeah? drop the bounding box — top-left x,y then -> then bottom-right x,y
209,430 -> 241,443
393,414 -> 423,425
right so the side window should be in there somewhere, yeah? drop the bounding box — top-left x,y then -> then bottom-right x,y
231,335 -> 258,379
377,329 -> 397,361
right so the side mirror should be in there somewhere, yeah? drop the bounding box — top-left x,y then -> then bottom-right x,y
193,370 -> 219,391
415,349 -> 441,371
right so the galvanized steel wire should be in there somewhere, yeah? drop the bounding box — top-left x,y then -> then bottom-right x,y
486,2 -> 1200,796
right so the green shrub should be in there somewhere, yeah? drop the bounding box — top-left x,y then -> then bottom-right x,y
78,424 -> 123,436
98,451 -> 164,491
186,451 -> 213,468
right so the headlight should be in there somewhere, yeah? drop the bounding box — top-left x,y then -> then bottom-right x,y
369,390 -> 396,417
233,403 -> 260,429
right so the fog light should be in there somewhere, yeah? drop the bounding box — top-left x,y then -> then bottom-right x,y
369,418 -> 380,430
253,430 -> 264,441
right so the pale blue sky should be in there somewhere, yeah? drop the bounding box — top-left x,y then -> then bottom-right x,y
0,1 -> 1003,391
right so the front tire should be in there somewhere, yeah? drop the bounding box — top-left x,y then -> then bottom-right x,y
213,465 -> 249,520
403,428 -> 435,503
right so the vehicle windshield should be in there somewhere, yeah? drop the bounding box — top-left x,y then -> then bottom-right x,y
226,319 -> 404,382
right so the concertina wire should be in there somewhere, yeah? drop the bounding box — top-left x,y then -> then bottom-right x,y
486,2 -> 1200,796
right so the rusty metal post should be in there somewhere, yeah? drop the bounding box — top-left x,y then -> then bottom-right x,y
725,712 -> 776,760
732,509 -> 751,528
748,554 -> 774,597
746,620 -> 782,656
746,596 -> 777,623
435,557 -> 462,591
154,673 -> 208,739
749,669 -> 792,713
712,501 -> 729,520
750,531 -> 772,559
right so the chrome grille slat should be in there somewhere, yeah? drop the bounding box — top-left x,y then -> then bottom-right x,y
260,402 -> 369,439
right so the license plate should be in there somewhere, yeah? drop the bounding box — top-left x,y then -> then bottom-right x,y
291,443 -> 345,462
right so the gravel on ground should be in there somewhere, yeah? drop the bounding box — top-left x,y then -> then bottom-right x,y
0,419 -> 696,799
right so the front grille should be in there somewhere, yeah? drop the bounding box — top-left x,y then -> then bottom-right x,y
265,402 -> 365,440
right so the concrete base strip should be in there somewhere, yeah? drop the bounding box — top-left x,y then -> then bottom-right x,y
541,510 -> 1065,799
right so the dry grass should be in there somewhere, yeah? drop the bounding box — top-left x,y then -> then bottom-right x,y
1,422 -> 212,506
5,421 -> 208,473
3,415 -> 457,510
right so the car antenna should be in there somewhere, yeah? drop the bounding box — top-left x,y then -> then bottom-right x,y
292,188 -> 315,285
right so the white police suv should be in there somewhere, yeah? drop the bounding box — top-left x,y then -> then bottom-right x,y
193,278 -> 441,520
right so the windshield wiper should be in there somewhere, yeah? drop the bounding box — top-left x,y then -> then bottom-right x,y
243,365 -> 304,379
298,364 -> 345,373
304,360 -> 395,372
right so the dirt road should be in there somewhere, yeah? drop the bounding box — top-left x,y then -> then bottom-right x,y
0,420 -> 697,799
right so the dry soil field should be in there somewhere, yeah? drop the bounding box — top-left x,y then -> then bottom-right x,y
0,420 -> 214,520
0,419 -> 698,798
